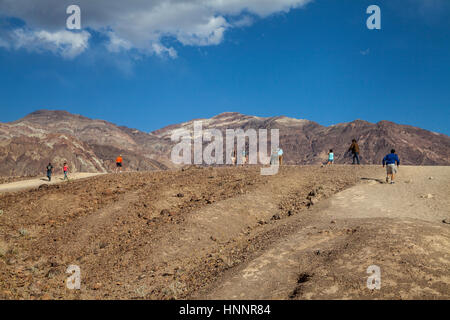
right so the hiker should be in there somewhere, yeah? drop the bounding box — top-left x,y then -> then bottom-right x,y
383,149 -> 400,184
242,149 -> 247,165
348,139 -> 360,165
278,148 -> 284,166
116,155 -> 123,173
46,163 -> 53,181
63,162 -> 69,180
270,148 -> 278,165
327,149 -> 334,165
231,149 -> 237,166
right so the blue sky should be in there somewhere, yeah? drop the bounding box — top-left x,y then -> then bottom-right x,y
0,0 -> 449,135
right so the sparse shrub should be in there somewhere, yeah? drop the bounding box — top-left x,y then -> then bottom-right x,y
19,229 -> 28,237
0,209 -> 3,216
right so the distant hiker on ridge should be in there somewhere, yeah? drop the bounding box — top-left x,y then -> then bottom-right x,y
278,147 -> 284,166
116,155 -> 123,173
270,148 -> 278,166
327,149 -> 334,165
348,139 -> 360,165
231,149 -> 237,166
383,149 -> 400,184
242,149 -> 247,166
46,163 -> 53,181
63,162 -> 69,180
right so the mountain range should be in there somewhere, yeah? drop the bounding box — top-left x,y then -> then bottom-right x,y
0,110 -> 449,176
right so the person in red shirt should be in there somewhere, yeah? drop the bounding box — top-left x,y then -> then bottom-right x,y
115,155 -> 123,173
63,162 -> 69,180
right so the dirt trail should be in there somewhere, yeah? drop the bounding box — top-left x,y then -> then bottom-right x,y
201,166 -> 450,299
0,173 -> 105,193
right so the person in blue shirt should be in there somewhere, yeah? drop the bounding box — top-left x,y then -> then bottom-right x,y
241,149 -> 246,165
327,149 -> 334,165
382,149 -> 400,184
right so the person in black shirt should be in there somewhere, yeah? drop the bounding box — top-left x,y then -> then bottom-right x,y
46,163 -> 53,181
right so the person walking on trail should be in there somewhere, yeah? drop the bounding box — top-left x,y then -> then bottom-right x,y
231,149 -> 237,166
116,155 -> 123,173
242,150 -> 247,166
278,148 -> 284,166
46,163 -> 53,181
270,148 -> 278,165
63,163 -> 69,180
383,149 -> 400,184
348,139 -> 360,165
327,149 -> 334,165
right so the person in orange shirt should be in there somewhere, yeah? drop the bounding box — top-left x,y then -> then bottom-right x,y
115,155 -> 123,173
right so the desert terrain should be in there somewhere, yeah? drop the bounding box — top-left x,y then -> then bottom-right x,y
0,165 -> 449,300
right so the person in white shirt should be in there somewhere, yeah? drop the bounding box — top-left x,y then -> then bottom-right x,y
278,148 -> 284,166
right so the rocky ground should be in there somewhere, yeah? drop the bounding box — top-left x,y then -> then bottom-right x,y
0,165 -> 448,299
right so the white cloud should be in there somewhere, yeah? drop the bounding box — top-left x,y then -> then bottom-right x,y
0,0 -> 312,58
232,16 -> 254,28
152,42 -> 178,58
106,31 -> 132,53
175,15 -> 229,46
0,28 -> 90,59
24,30 -> 90,58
